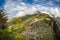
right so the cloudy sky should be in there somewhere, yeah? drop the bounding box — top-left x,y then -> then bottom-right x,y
0,0 -> 60,18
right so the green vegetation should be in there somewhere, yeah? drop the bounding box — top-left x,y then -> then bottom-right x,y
0,9 -> 8,30
0,10 -> 60,40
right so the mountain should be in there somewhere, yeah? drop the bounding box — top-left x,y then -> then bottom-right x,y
21,12 -> 55,40
8,12 -> 60,40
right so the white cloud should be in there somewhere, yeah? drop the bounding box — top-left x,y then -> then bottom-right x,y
46,1 -> 53,6
4,0 -> 60,18
15,12 -> 25,17
34,0 -> 44,2
14,5 -> 37,17
56,0 -> 60,2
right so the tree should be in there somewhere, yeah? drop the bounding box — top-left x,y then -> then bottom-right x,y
0,9 -> 8,30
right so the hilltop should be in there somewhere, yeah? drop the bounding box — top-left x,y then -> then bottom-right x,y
8,12 -> 60,40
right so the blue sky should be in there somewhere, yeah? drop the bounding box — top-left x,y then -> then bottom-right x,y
0,0 -> 60,18
0,0 -> 60,8
0,0 -> 5,8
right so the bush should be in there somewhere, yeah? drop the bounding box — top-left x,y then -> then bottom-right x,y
0,30 -> 15,40
0,30 -> 28,40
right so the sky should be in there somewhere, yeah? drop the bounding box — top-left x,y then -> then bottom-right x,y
0,0 -> 5,8
0,0 -> 60,18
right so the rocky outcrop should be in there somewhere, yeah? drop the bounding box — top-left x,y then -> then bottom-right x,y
22,13 -> 60,40
22,13 -> 56,40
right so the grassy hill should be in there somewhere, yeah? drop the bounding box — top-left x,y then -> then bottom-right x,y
7,12 -> 60,40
